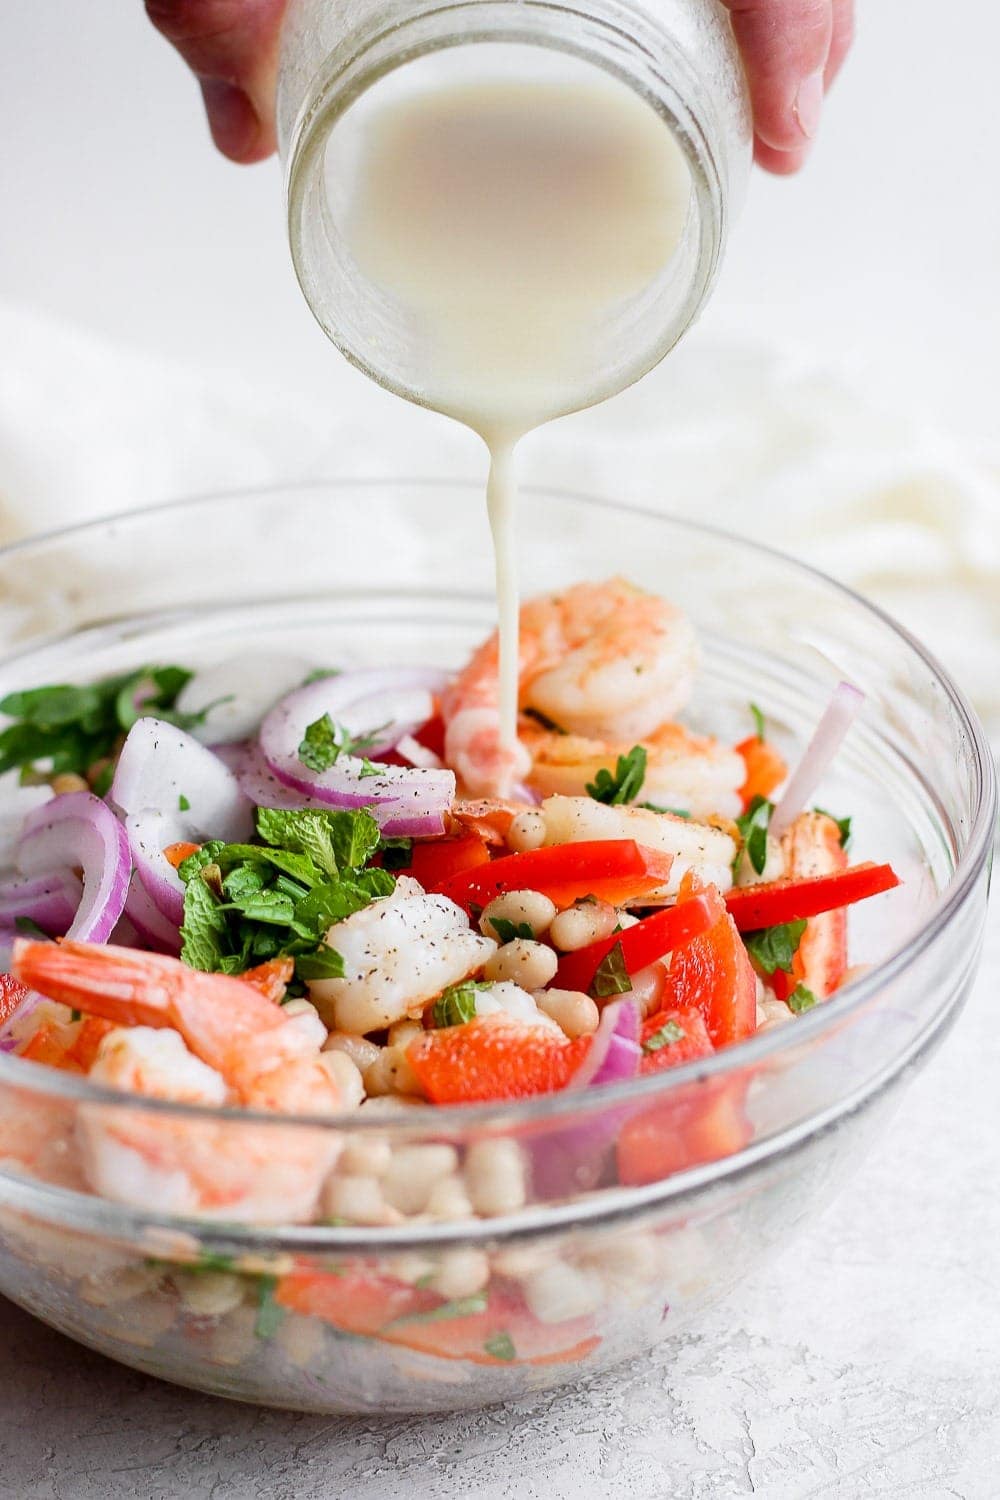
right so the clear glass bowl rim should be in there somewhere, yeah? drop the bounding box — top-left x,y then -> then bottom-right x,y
0,477 -> 993,1142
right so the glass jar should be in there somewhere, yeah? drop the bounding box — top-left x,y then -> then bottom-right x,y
277,0 -> 752,417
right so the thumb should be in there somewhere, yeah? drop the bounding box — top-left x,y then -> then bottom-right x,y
146,0 -> 288,163
721,0 -> 834,174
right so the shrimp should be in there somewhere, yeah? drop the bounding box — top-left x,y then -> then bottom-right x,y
522,721 -> 746,820
538,795 -> 737,896
11,940 -> 344,1222
307,875 -> 495,1035
442,578 -> 698,796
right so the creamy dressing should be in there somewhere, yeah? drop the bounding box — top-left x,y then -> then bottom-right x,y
342,69 -> 692,769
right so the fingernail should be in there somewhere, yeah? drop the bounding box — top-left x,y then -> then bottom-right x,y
793,70 -> 825,140
199,78 -> 260,161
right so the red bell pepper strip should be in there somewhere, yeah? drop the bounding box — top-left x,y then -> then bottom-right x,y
407,1018 -> 590,1103
554,885 -> 724,995
434,840 -> 674,914
407,832 -> 491,891
724,861 -> 900,932
638,1006 -> 714,1075
617,1073 -> 751,1186
770,811 -> 849,1000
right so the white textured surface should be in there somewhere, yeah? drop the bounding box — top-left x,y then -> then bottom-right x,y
0,898 -> 996,1499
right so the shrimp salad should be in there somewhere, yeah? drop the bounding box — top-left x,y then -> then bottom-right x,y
0,578 -> 901,1235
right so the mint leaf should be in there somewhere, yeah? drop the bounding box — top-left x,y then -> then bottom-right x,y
387,1293 -> 488,1327
294,943 -> 345,981
735,795 -> 774,877
643,1019 -> 685,1053
743,919 -> 808,975
297,714 -> 392,773
256,806 -> 380,876
432,980 -> 487,1028
639,803 -> 691,817
787,984 -> 817,1014
815,807 -> 852,848
488,917 -> 534,945
484,1331 -> 516,1361
381,837 -> 413,871
180,876 -> 229,972
586,745 -> 647,806
178,793 -> 190,812
590,940 -> 632,998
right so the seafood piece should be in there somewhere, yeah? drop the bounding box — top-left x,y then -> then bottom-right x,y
307,876 -> 495,1035
442,578 -> 698,795
11,940 -> 344,1221
523,720 -> 745,820
539,795 -> 736,895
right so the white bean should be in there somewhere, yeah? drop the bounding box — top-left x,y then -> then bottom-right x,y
534,987 -> 600,1038
464,1138 -> 526,1217
363,1044 -> 423,1099
382,1144 -> 459,1216
506,810 -> 546,853
79,1265 -> 163,1307
423,1174 -> 474,1221
322,1031 -> 382,1073
317,1049 -> 365,1109
322,1174 -> 399,1226
549,900 -> 618,952
483,938 -> 558,990
274,1311 -> 327,1368
628,960 -> 668,1019
480,890 -> 557,940
206,1304 -> 258,1366
523,1262 -> 603,1324
388,1018 -> 424,1048
176,1270 -> 246,1319
427,1248 -> 490,1300
339,1134 -> 392,1178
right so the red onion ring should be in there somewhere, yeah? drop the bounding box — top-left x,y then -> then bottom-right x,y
770,681 -> 865,839
17,791 -> 131,942
0,870 -> 83,936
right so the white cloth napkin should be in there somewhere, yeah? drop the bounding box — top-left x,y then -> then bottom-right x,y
0,299 -> 996,732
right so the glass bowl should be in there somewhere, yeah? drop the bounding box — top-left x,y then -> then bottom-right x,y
0,481 -> 992,1414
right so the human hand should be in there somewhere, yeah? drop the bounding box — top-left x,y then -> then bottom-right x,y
719,0 -> 854,172
146,0 -> 853,173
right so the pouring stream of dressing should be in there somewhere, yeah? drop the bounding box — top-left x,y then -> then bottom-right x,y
343,66 -> 692,784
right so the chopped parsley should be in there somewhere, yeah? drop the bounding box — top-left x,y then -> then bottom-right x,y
254,1276 -> 285,1340
387,1293 -> 488,1327
0,664 -> 210,789
297,713 -> 391,773
643,1018 -> 685,1053
735,794 -> 774,877
432,980 -> 488,1028
178,806 -> 391,993
639,803 -> 690,818
590,940 -> 632,998
484,1331 -> 517,1362
14,916 -> 49,940
749,702 -> 766,740
488,916 -> 535,945
743,919 -> 807,975
586,745 -> 647,806
178,793 -> 191,812
815,808 -> 853,848
787,984 -> 817,1015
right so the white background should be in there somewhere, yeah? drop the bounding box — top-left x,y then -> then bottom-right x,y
0,0 -> 997,452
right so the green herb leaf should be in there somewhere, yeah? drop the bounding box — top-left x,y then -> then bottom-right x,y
387,1293 -> 489,1328
590,940 -> 632,998
638,803 -> 691,818
301,668 -> 340,686
488,916 -> 535,945
743,919 -> 808,975
256,806 -> 380,876
432,980 -> 486,1028
815,807 -> 853,848
787,984 -> 817,1014
381,837 -> 413,871
297,714 -> 392,774
735,794 -> 774,877
178,793 -> 190,812
585,745 -> 647,806
750,702 -> 766,740
179,876 -> 230,972
643,1018 -> 685,1053
294,943 -> 345,982
14,915 -> 49,940
254,1275 -> 285,1340
484,1331 -> 517,1361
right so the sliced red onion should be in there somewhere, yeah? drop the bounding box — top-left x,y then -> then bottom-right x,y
530,1000 -> 642,1201
567,1000 -> 642,1090
395,734 -> 443,770
260,670 -> 455,834
0,870 -> 83,936
124,872 -> 182,955
770,681 -> 866,839
17,791 -> 131,942
111,717 -> 254,923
